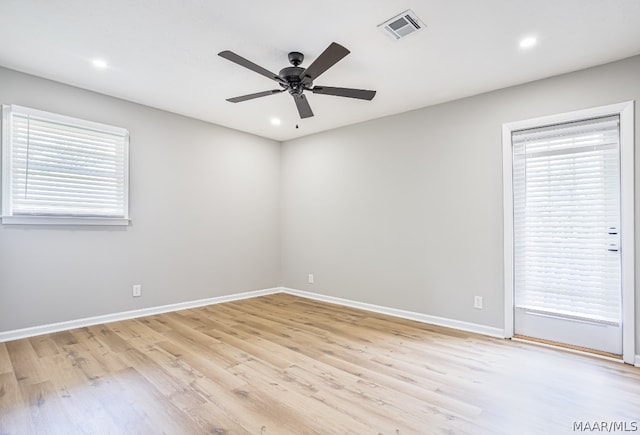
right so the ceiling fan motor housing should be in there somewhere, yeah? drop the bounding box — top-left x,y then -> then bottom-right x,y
279,66 -> 305,83
280,52 -> 308,95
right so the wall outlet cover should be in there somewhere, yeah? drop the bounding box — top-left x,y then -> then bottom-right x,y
474,296 -> 483,309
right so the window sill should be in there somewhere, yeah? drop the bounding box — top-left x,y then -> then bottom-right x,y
1,216 -> 130,226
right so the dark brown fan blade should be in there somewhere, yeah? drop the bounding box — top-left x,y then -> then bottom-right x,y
226,89 -> 285,103
218,50 -> 285,84
293,94 -> 314,119
311,86 -> 376,100
301,42 -> 350,84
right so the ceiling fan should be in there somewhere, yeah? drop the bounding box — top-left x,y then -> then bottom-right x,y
218,42 -> 376,119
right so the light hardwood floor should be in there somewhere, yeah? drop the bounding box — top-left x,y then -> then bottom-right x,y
1,293 -> 639,434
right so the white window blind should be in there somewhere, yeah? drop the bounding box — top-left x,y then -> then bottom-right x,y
512,115 -> 621,324
2,105 -> 129,225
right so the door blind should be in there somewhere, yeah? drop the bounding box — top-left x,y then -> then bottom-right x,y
512,115 -> 621,325
3,106 -> 129,219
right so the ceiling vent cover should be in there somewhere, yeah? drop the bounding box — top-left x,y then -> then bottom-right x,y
378,10 -> 424,40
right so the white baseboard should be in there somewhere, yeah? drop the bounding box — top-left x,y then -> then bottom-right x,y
0,287 -> 281,343
1,286 -> 505,343
281,287 -> 505,338
635,355 -> 640,368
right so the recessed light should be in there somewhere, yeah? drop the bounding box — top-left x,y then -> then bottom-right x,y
271,118 -> 281,126
92,58 -> 108,69
519,37 -> 537,49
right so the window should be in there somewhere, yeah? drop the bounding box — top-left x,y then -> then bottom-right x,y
1,105 -> 129,225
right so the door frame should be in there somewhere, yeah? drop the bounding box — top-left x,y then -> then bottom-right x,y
502,101 -> 635,364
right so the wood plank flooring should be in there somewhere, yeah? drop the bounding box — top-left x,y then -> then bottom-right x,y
1,293 -> 639,434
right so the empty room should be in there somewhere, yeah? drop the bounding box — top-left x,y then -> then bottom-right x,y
1,1 -> 640,434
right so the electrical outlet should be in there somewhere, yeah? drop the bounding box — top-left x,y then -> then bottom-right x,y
133,284 -> 142,297
308,274 -> 314,284
473,296 -> 483,309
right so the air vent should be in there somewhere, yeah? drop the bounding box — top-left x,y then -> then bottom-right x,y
378,10 -> 424,40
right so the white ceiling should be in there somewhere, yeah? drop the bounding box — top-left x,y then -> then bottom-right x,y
1,1 -> 640,141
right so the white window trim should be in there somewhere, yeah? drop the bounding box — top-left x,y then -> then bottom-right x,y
0,216 -> 130,226
1,105 -> 130,226
502,101 -> 635,364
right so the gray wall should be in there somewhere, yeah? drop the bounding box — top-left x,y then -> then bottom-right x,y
280,56 -> 640,347
0,67 -> 281,332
